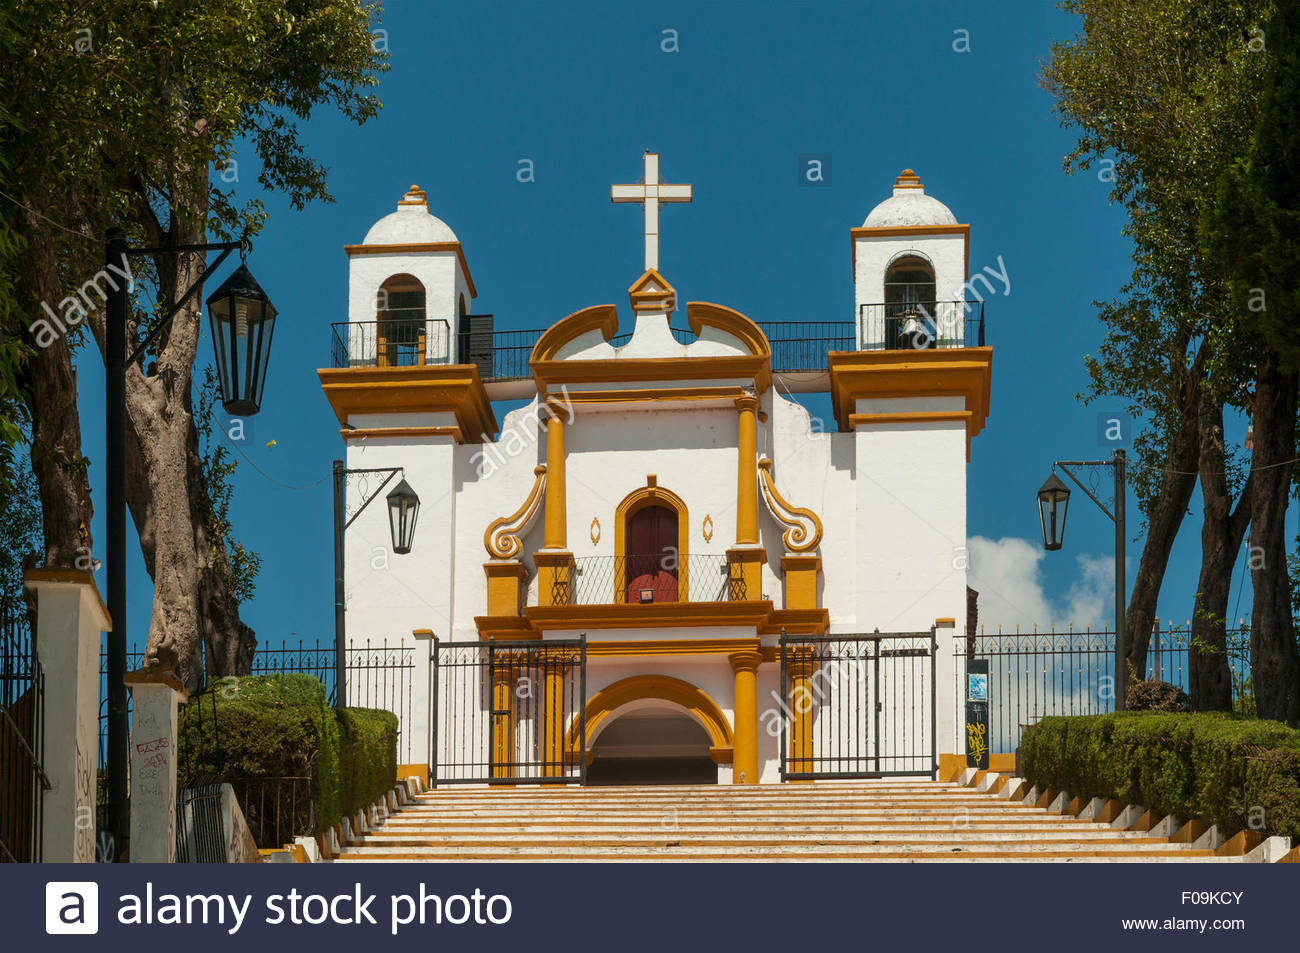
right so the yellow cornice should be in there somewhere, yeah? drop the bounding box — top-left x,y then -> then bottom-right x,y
342,241 -> 478,298
758,607 -> 830,636
685,301 -> 771,358
340,425 -> 462,442
548,385 -> 749,407
827,347 -> 992,458
585,637 -> 761,658
525,599 -> 775,632
317,364 -> 498,442
628,269 -> 676,313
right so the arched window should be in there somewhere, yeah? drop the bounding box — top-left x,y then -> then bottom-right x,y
884,255 -> 936,348
376,274 -> 426,366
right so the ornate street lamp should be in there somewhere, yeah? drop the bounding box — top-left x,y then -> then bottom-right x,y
386,479 -> 421,555
1036,471 -> 1070,551
332,463 -> 420,708
1037,450 -> 1128,706
206,263 -> 277,416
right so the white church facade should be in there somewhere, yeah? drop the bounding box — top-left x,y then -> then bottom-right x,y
318,157 -> 992,787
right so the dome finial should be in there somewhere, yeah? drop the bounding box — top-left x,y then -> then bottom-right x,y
398,184 -> 428,208
894,169 -> 923,190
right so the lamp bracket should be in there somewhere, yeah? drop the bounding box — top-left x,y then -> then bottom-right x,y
125,241 -> 242,366
341,466 -> 404,530
1054,460 -> 1116,524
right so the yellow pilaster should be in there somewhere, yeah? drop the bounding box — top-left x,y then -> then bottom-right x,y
490,664 -> 515,780
541,650 -> 568,779
787,649 -> 816,781
729,651 -> 762,784
483,561 -> 528,616
544,404 -> 567,549
735,394 -> 759,545
780,554 -> 822,611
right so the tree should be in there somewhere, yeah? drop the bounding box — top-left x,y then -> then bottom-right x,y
0,1 -> 386,686
1043,0 -> 1272,702
1203,0 -> 1300,725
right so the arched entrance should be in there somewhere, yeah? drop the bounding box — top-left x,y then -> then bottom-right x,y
587,706 -> 718,785
573,674 -> 733,786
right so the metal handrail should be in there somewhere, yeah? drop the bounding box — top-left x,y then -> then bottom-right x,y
330,317 -> 453,368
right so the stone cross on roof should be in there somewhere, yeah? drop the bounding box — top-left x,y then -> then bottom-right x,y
610,151 -> 692,272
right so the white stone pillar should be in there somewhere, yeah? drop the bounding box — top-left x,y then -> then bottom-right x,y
24,569 -> 112,863
124,668 -> 186,862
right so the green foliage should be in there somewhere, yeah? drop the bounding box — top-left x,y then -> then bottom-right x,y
0,429 -> 42,605
1021,711 -> 1300,837
197,366 -> 260,605
1043,0 -> 1271,515
178,674 -> 397,834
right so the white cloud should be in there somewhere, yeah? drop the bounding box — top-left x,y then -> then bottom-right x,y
967,535 -> 1113,633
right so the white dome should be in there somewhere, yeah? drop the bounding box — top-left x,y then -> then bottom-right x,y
362,185 -> 459,244
862,170 -> 957,228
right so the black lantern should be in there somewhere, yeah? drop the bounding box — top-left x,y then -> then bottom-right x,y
1037,471 -> 1071,551
386,479 -> 420,555
206,263 -> 277,416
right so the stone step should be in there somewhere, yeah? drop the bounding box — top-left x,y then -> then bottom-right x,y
352,833 -> 1178,847
336,844 -> 1223,860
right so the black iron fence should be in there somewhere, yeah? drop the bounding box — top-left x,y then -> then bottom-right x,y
330,315 -> 453,368
1,613 -> 47,862
431,638 -> 586,785
957,625 -> 1254,753
779,630 -> 937,780
556,554 -> 744,606
858,300 -> 986,350
760,321 -> 856,372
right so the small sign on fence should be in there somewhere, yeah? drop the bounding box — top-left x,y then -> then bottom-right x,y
965,659 -> 989,770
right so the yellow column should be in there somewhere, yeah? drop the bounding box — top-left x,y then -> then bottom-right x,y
729,651 -> 762,784
787,650 -> 815,782
490,663 -> 515,780
735,394 -> 759,545
541,650 -> 567,779
544,403 -> 566,549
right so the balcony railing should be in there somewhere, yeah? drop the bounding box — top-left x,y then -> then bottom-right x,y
551,554 -> 745,606
858,300 -> 985,351
331,313 -> 452,368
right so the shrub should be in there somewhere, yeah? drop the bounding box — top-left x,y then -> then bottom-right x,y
1126,679 -> 1190,712
1021,711 -> 1300,839
177,674 -> 397,836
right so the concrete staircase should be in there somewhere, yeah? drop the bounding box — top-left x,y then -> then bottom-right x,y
333,779 -> 1246,862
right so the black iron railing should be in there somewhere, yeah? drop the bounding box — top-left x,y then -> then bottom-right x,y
330,313 -> 452,367
956,625 -> 1254,754
431,638 -> 587,785
760,321 -> 856,371
0,613 -> 47,862
779,630 -> 938,781
459,327 -> 543,380
858,300 -> 985,350
551,554 -> 744,606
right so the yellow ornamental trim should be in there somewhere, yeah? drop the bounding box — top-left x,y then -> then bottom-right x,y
757,457 -> 823,553
484,465 -> 547,559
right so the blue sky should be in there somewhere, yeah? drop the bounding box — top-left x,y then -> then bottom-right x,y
74,0 -> 1276,653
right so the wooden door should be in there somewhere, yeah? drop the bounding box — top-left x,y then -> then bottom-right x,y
624,505 -> 679,603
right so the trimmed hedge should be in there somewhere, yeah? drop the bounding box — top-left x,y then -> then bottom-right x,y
1021,711 -> 1300,839
177,674 -> 398,833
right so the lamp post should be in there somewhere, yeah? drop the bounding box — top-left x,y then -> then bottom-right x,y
332,462 -> 420,709
1036,448 -> 1128,708
104,231 -> 277,855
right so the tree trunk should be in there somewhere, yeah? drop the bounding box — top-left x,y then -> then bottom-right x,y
1247,355 -> 1300,726
16,221 -> 94,569
1125,363 -> 1203,679
1189,392 -> 1251,710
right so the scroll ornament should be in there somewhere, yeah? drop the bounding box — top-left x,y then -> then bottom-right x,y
757,457 -> 823,553
483,465 -> 547,559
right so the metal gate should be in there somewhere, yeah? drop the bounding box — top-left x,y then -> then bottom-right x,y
779,630 -> 937,780
1,613 -> 47,862
430,638 -> 586,785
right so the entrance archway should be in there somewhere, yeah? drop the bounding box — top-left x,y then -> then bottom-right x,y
571,674 -> 734,786
587,706 -> 717,785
